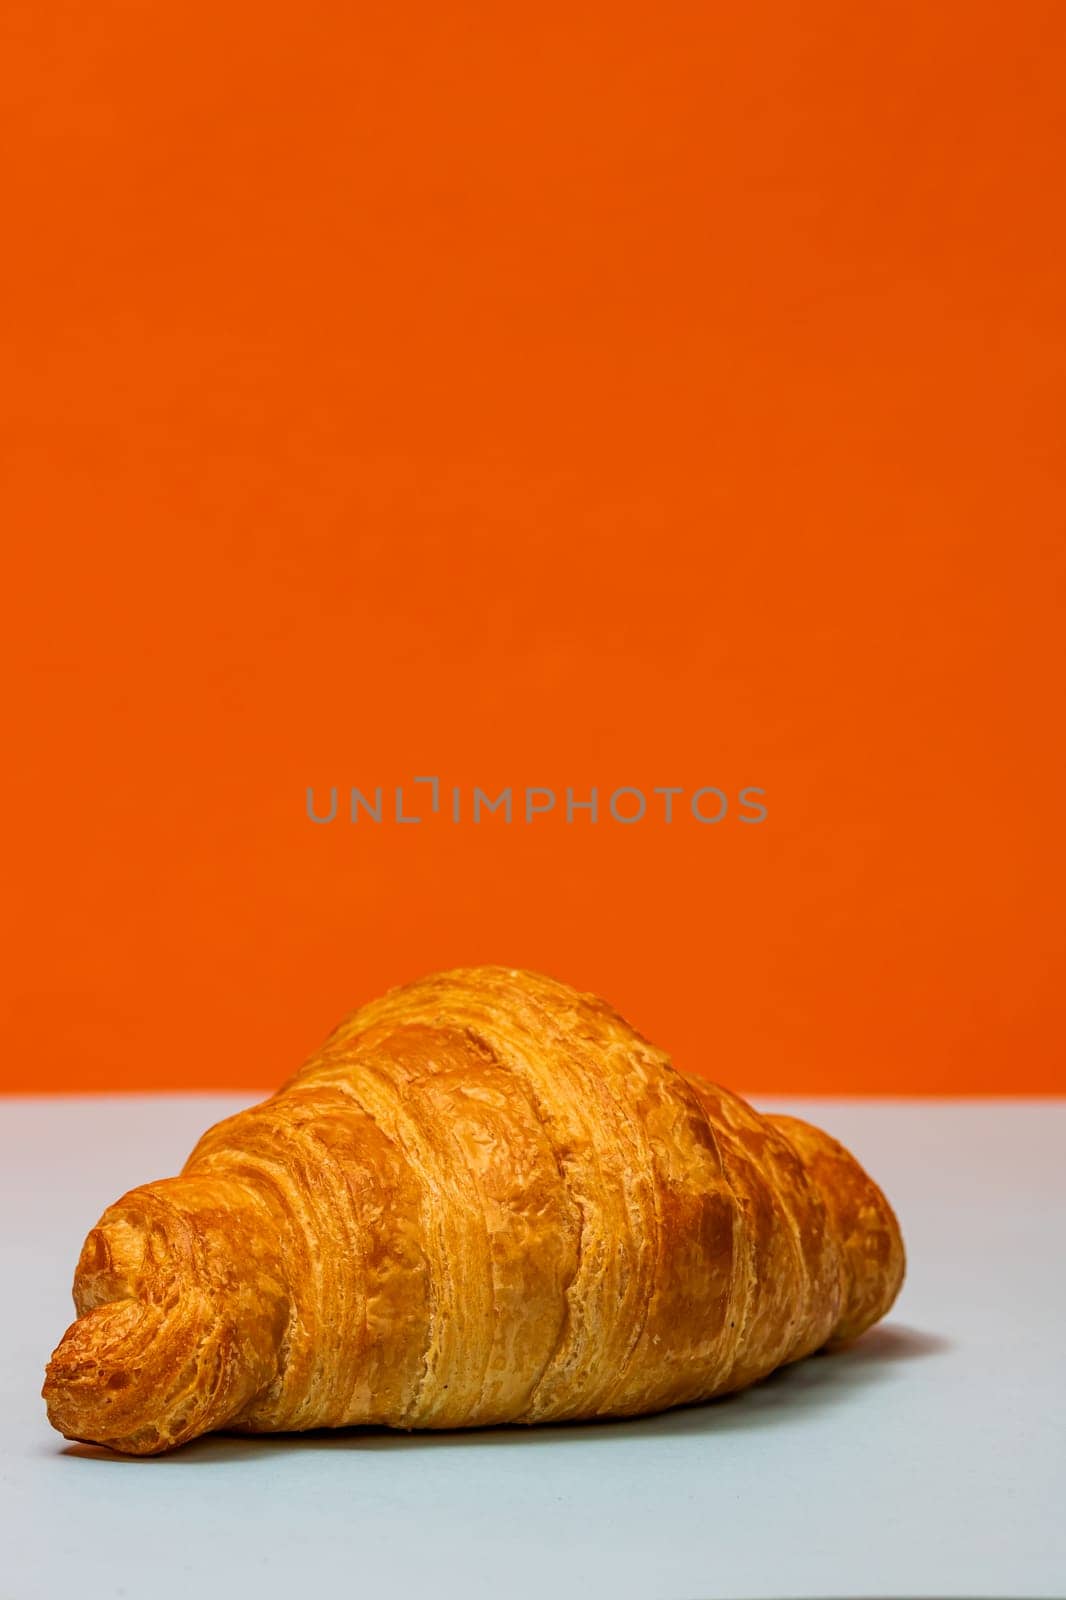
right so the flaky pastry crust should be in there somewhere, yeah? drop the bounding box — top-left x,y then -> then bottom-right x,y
44,967 -> 904,1453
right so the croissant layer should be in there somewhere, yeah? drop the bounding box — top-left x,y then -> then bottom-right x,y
44,967 -> 904,1453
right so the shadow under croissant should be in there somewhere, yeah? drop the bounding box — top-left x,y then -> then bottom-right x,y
59,1321 -> 949,1465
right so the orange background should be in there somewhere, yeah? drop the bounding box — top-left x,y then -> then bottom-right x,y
3,2 -> 1064,1095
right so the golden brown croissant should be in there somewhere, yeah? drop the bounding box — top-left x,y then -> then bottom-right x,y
44,966 -> 904,1454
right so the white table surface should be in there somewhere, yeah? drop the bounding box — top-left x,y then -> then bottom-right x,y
1,1095 -> 1063,1600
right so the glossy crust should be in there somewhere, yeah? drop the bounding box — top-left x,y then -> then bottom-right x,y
43,967 -> 905,1454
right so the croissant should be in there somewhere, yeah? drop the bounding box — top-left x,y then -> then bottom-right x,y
44,966 -> 904,1454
